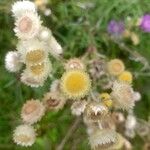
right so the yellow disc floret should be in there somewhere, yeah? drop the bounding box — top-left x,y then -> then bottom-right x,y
26,49 -> 45,64
100,92 -> 113,108
107,59 -> 125,76
118,71 -> 133,84
60,70 -> 91,99
30,63 -> 44,75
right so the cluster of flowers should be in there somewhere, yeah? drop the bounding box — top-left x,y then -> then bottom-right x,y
5,1 -> 149,149
5,0 -> 62,87
107,14 -> 150,45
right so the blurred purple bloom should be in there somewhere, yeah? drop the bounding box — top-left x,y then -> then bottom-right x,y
107,20 -> 125,35
140,14 -> 150,32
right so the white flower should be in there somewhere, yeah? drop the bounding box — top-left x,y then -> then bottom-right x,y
17,39 -> 48,65
14,12 -> 41,39
71,100 -> 87,116
25,60 -> 51,79
48,36 -> 63,58
125,114 -> 137,130
12,1 -> 37,18
21,71 -> 45,88
133,91 -> 141,102
44,9 -> 52,16
111,81 -> 135,111
42,91 -> 66,111
89,129 -> 117,150
5,51 -> 22,72
21,60 -> 51,87
39,27 -> 52,41
21,99 -> 45,124
13,124 -> 36,147
84,102 -> 108,122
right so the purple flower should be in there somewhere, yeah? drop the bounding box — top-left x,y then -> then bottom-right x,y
107,20 -> 125,35
140,14 -> 150,32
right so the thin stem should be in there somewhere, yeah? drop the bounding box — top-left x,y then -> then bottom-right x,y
56,117 -> 81,150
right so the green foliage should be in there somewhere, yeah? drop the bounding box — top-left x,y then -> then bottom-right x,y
0,0 -> 150,149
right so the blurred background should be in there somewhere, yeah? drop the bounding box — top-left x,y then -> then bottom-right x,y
0,0 -> 150,149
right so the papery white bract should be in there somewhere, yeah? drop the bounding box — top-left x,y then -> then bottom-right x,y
12,1 -> 37,18
13,124 -> 36,147
5,51 -> 22,72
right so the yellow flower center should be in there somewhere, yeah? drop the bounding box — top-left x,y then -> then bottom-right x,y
61,70 -> 91,99
26,50 -> 45,64
118,71 -> 133,83
66,73 -> 86,93
30,63 -> 44,75
107,59 -> 125,76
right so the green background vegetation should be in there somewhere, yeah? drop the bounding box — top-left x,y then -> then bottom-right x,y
0,0 -> 150,149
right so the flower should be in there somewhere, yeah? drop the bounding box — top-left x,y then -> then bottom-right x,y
65,58 -> 85,71
21,99 -> 45,124
89,129 -> 117,150
21,71 -> 45,87
39,27 -> 52,41
48,36 -> 63,58
60,70 -> 91,99
43,91 -> 66,111
17,39 -> 48,65
107,59 -> 125,76
140,14 -> 150,32
107,20 -> 125,35
12,1 -> 37,18
133,91 -> 141,102
111,81 -> 135,110
100,93 -> 113,108
71,100 -> 87,116
13,124 -> 36,147
118,71 -> 133,84
14,12 -> 41,39
84,101 -> 109,122
5,51 -> 22,72
125,114 -> 137,130
26,61 -> 51,79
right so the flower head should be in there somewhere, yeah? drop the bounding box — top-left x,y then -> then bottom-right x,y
21,99 -> 45,124
5,51 -> 22,72
26,61 -> 51,79
89,129 -> 117,150
60,70 -> 91,100
84,101 -> 109,122
13,124 -> 36,147
118,71 -> 133,84
111,81 -> 135,110
107,59 -> 125,76
107,20 -> 125,35
12,1 -> 37,18
21,71 -> 45,87
100,93 -> 113,108
71,100 -> 87,116
65,58 -> 85,71
43,91 -> 66,111
17,39 -> 48,65
140,14 -> 150,32
14,12 -> 41,39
